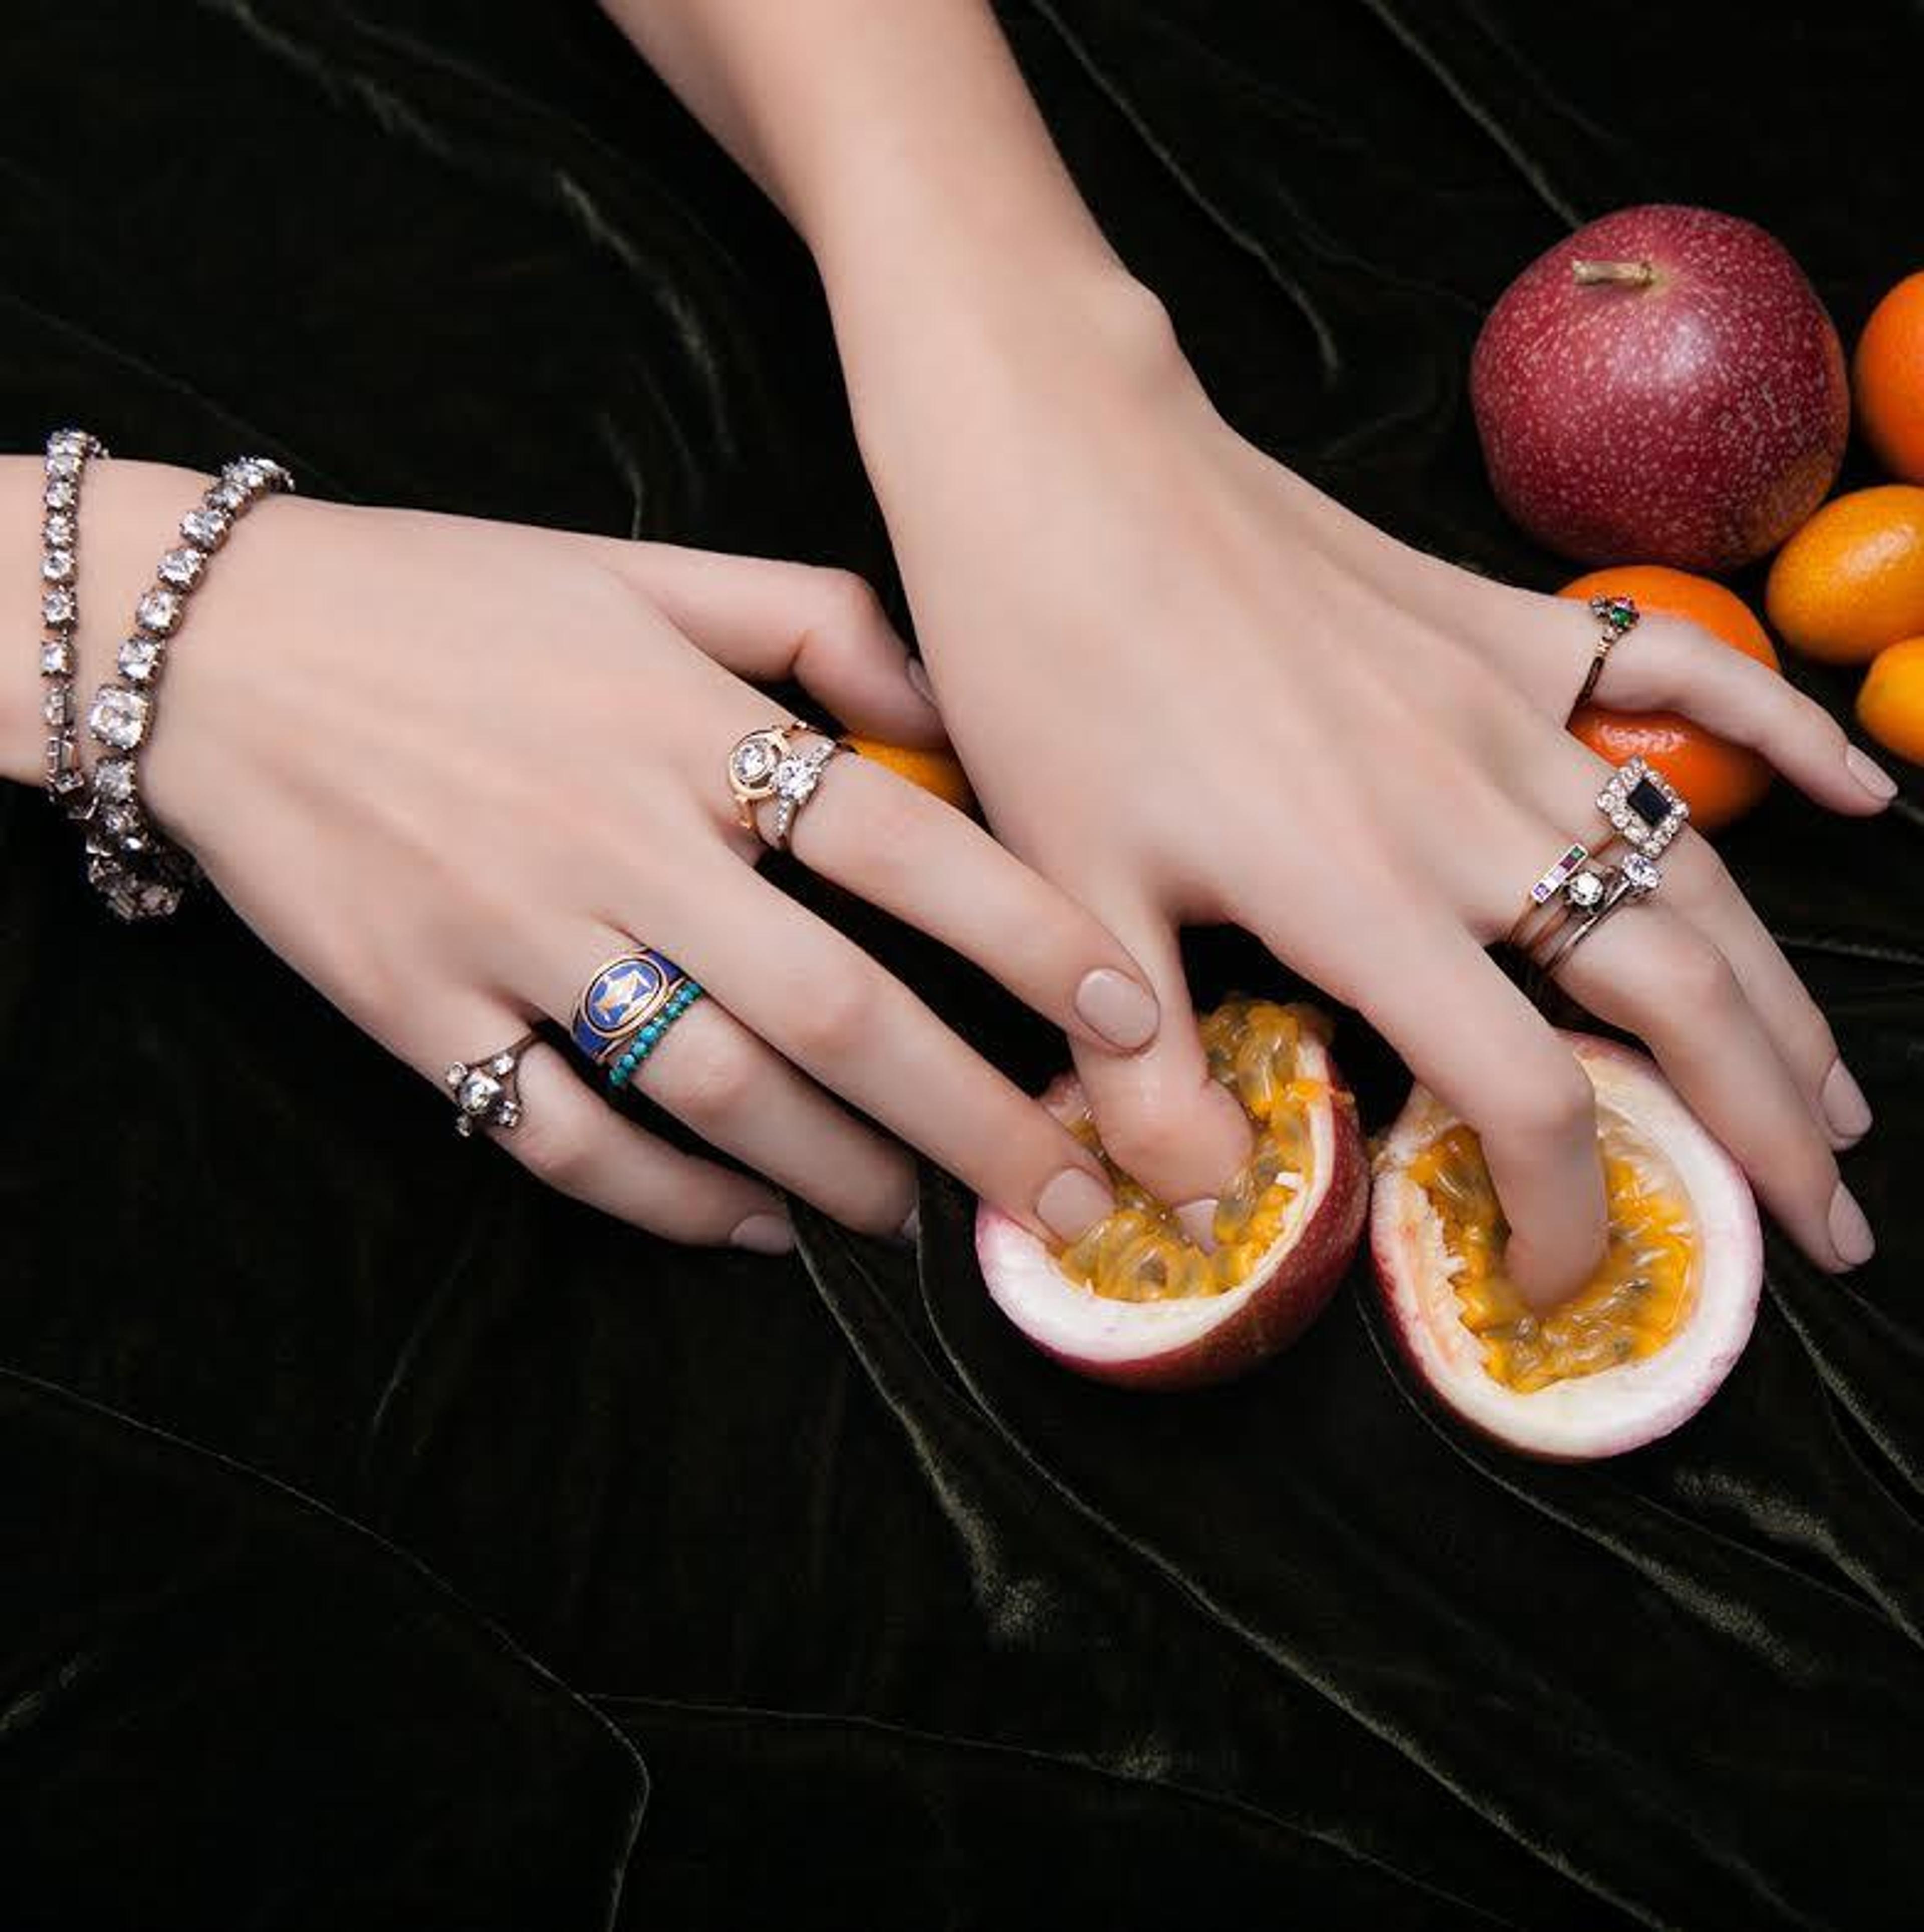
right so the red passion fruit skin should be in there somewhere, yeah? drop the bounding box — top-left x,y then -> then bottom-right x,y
975,1027 -> 1369,1393
1370,1032 -> 1763,1462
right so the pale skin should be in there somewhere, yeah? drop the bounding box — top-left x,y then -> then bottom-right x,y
0,457 -> 1161,1254
601,0 -> 1887,1300
3,9 -> 1887,1302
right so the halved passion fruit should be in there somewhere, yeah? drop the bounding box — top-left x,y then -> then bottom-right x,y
976,998 -> 1369,1391
1371,1032 -> 1761,1460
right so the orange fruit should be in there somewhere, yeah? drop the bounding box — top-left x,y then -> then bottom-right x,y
844,736 -> 976,813
1853,271 -> 1924,484
1856,635 -> 1924,765
1764,484 -> 1924,663
1558,564 -> 1777,832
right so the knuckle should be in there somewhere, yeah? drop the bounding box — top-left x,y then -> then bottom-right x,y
655,1025 -> 763,1128
1095,1104 -> 1195,1187
1665,933 -> 1743,1016
1494,1057 -> 1596,1150
784,969 -> 876,1063
813,567 -> 888,643
509,1106 -> 595,1192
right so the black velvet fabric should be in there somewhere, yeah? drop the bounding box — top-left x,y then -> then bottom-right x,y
2,4 -> 1919,1925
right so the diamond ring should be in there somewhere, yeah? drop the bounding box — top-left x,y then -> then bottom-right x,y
446,1030 -> 541,1138
1534,852 -> 1663,980
726,721 -> 854,851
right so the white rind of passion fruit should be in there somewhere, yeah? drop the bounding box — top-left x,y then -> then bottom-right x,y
1371,1032 -> 1762,1461
976,1017 -> 1369,1392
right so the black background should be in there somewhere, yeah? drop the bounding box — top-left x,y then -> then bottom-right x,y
1,3 -> 1919,1926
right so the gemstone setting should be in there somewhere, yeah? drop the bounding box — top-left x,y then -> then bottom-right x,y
1594,756 -> 1688,856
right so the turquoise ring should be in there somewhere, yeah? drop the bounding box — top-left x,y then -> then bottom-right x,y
570,948 -> 693,1065
607,979 -> 705,1092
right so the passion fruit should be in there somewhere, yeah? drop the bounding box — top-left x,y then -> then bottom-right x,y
1371,1033 -> 1761,1460
976,998 -> 1369,1391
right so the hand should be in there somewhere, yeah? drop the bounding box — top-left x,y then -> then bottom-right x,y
841,277 -> 1888,1301
75,465 -> 1157,1252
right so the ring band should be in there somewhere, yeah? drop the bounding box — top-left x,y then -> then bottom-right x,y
1571,592 -> 1640,715
606,979 -> 705,1091
726,721 -> 854,850
1534,852 -> 1663,979
571,948 -> 695,1064
446,1030 -> 541,1137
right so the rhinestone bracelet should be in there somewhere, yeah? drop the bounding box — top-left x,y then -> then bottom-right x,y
81,455 -> 296,922
36,428 -> 109,808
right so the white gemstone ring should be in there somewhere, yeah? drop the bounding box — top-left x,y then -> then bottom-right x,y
445,1030 -> 541,1138
1535,853 -> 1663,981
726,720 -> 854,851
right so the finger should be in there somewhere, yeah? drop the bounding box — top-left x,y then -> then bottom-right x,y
770,740 -> 1164,1058
1324,907 -> 1608,1308
1057,901 -> 1254,1241
1550,901 -> 1873,1271
670,864 -> 1120,1246
421,1010 -> 792,1250
530,924 -> 919,1239
569,536 -> 944,747
1504,728 -> 1874,1153
1568,600 -> 1897,813
1659,832 -> 1872,1149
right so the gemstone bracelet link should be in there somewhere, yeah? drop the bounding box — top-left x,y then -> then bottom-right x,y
80,454 -> 296,921
36,428 -> 109,809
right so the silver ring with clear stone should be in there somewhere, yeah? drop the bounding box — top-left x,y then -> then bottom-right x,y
445,1030 -> 541,1138
726,721 -> 854,851
1535,852 -> 1662,979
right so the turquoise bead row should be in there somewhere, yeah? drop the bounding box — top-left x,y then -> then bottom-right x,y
606,980 -> 704,1091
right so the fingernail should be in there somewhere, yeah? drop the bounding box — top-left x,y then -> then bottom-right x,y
730,1213 -> 795,1254
1074,968 -> 1160,1051
899,1204 -> 921,1245
905,657 -> 939,710
1846,746 -> 1898,801
1174,1198 -> 1220,1252
1037,1167 -> 1114,1241
1819,1059 -> 1873,1143
1827,1183 -> 1875,1268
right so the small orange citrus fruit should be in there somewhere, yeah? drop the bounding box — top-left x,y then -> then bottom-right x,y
844,736 -> 976,813
1558,564 -> 1777,832
1764,484 -> 1924,663
1856,635 -> 1924,766
1853,271 -> 1924,485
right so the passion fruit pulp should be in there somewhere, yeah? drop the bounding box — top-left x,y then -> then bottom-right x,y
977,998 -> 1368,1391
1372,1033 -> 1761,1460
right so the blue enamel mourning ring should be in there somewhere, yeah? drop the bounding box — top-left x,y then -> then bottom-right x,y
571,948 -> 692,1065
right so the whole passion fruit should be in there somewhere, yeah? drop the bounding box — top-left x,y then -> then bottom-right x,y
977,998 -> 1368,1391
1371,1033 -> 1761,1460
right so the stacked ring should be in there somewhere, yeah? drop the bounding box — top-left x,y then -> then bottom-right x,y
1535,851 -> 1662,978
726,720 -> 855,851
571,948 -> 695,1064
607,980 -> 705,1091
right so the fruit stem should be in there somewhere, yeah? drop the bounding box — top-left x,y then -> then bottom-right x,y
1571,258 -> 1657,286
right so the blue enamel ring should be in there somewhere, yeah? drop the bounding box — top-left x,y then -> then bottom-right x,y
570,948 -> 693,1065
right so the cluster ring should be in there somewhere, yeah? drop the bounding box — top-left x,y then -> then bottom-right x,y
446,1030 -> 541,1138
726,720 -> 855,851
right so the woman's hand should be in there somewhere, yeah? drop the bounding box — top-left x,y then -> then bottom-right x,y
35,462 -> 1160,1253
833,277 -> 1887,1300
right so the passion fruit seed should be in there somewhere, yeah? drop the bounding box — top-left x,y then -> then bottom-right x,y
1057,998 -> 1339,1303
1407,1118 -> 1697,1393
